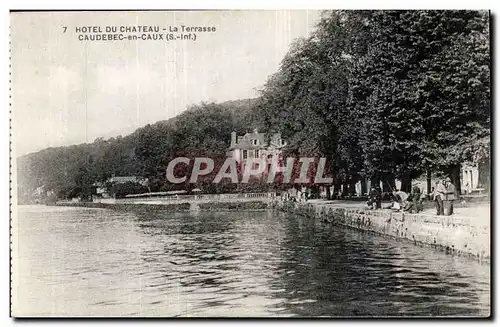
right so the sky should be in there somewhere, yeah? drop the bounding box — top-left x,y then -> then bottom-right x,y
11,10 -> 321,156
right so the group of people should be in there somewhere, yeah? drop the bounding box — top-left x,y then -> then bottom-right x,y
386,186 -> 425,213
281,189 -> 308,202
432,177 -> 456,216
366,186 -> 424,213
366,177 -> 456,216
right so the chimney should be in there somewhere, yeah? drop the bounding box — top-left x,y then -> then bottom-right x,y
253,128 -> 258,134
231,131 -> 237,147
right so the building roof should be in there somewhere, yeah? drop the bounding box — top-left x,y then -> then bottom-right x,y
109,176 -> 138,183
231,130 -> 285,150
268,133 -> 285,148
108,176 -> 148,184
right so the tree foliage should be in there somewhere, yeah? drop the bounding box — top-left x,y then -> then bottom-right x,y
17,100 -> 261,202
17,10 -> 490,201
258,10 -> 490,194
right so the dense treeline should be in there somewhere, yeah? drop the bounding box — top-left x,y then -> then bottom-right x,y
18,10 -> 490,202
257,10 -> 490,196
17,99 -> 263,202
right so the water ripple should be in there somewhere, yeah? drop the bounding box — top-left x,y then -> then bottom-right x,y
13,205 -> 490,317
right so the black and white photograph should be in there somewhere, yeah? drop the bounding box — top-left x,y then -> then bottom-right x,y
10,9 -> 491,318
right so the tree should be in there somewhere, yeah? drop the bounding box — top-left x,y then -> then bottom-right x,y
414,11 -> 490,196
17,11 -> 490,200
16,99 -> 262,199
351,10 -> 490,195
258,11 -> 364,197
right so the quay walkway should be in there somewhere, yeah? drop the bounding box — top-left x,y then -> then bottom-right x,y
279,199 -> 490,262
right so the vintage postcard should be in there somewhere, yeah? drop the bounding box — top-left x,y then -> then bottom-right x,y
10,10 -> 491,318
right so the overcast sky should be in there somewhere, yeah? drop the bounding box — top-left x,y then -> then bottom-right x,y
11,10 -> 321,156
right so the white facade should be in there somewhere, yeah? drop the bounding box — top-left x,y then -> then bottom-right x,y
228,129 -> 286,168
461,164 -> 479,191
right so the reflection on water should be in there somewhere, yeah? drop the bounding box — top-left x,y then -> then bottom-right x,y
12,205 -> 490,317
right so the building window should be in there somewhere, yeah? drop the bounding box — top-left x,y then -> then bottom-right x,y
243,150 -> 248,159
253,139 -> 259,146
255,149 -> 260,158
280,139 -> 286,146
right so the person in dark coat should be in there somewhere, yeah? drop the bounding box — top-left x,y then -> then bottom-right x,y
367,187 -> 380,209
404,184 -> 423,213
375,187 -> 382,209
443,177 -> 456,215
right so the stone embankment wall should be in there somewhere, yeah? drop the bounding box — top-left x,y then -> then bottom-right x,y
277,201 -> 490,262
55,200 -> 269,212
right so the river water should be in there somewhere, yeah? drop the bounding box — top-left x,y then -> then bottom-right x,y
12,205 -> 490,317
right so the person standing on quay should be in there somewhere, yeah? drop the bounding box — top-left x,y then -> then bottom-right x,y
433,180 -> 446,215
444,177 -> 456,215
